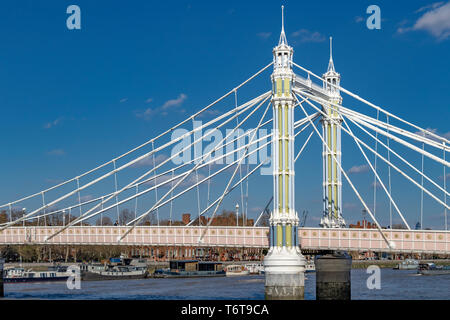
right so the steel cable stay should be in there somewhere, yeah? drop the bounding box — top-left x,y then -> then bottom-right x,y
151,141 -> 160,228
0,62 -> 274,211
118,97 -> 271,241
297,89 -> 450,212
2,114 -> 314,227
186,113 -> 319,227
292,61 -> 450,146
194,97 -> 312,238
77,99 -> 313,235
2,91 -> 270,232
338,105 -> 450,152
295,89 -> 450,198
235,89 -> 245,223
197,99 -> 272,242
373,110 -> 379,218
70,114 -> 317,228
46,95 -> 270,241
293,94 -> 394,249
295,92 -> 411,229
387,115 -> 393,228
44,131 -> 274,228
5,92 -> 319,230
342,112 -> 449,167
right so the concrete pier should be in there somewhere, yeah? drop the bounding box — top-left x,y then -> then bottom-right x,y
315,251 -> 351,300
264,249 -> 306,300
0,258 -> 4,298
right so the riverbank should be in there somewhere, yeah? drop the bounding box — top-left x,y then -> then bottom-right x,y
5,259 -> 450,271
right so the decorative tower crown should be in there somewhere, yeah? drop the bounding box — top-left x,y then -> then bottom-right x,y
323,37 -> 341,99
273,6 -> 293,73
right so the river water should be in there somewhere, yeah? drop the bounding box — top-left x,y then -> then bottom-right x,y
3,269 -> 449,300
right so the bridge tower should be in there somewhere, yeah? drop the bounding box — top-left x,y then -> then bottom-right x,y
264,6 -> 306,300
319,37 -> 346,228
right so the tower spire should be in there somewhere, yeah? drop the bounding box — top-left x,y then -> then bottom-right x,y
327,36 -> 335,72
278,5 -> 288,45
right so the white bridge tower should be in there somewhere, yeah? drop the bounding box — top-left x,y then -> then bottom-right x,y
320,37 -> 346,228
264,6 -> 306,300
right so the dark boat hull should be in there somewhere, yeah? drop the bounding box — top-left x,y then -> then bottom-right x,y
81,271 -> 148,281
152,271 -> 226,278
4,276 -> 69,283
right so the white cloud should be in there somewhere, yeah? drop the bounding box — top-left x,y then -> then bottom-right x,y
136,94 -> 188,120
291,29 -> 326,43
80,195 -> 94,202
354,16 -> 364,23
415,2 -> 445,13
46,149 -> 65,156
120,98 -> 128,103
43,117 -> 63,129
371,181 -> 383,189
257,32 -> 272,40
415,127 -> 450,142
131,154 -> 169,168
398,2 -> 450,40
161,94 -> 187,110
347,164 -> 370,174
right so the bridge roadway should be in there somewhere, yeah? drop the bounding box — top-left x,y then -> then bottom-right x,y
0,226 -> 449,254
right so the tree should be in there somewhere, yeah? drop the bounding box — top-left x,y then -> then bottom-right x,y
95,216 -> 113,226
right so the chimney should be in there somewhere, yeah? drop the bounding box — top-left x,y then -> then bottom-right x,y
182,213 -> 191,225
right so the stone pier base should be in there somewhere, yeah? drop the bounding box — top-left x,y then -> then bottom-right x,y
264,248 -> 306,300
315,251 -> 351,300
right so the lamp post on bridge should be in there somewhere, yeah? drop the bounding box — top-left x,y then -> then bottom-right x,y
263,6 -> 306,300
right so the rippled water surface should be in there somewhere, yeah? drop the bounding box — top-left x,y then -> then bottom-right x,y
3,269 -> 449,300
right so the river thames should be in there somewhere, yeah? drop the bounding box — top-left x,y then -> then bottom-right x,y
3,269 -> 449,300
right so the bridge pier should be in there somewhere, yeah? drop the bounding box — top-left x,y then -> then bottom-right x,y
315,251 -> 351,300
0,258 -> 4,298
264,248 -> 305,300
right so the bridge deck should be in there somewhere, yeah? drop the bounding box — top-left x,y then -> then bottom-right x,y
0,226 -> 449,254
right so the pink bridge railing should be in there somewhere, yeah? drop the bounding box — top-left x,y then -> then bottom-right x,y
0,226 -> 449,254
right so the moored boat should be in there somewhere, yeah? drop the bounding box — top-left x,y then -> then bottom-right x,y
305,260 -> 315,273
4,265 -> 70,283
153,260 -> 225,278
244,263 -> 264,275
418,262 -> 450,275
393,259 -> 419,270
225,264 -> 250,276
80,257 -> 148,281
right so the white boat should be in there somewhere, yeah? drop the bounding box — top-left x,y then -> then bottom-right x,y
4,266 -> 70,283
305,260 -> 315,273
393,259 -> 419,270
225,264 -> 250,276
244,263 -> 264,275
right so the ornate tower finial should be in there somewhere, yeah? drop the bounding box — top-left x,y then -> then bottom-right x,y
327,36 -> 335,73
278,5 -> 288,45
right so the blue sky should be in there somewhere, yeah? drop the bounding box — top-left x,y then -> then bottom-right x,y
0,0 -> 449,229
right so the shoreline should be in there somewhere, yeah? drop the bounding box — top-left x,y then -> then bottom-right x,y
5,259 -> 450,271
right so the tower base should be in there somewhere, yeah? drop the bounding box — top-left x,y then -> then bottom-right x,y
264,247 -> 306,300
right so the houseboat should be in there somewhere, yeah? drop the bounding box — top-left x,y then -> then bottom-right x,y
153,260 -> 225,278
80,257 -> 148,281
225,264 -> 250,276
393,259 -> 419,270
244,263 -> 264,275
305,260 -> 315,273
418,262 -> 450,275
4,265 -> 70,283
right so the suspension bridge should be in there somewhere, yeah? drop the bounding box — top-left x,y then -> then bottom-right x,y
0,8 -> 449,258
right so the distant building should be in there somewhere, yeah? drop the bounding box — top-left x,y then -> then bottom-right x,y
348,220 -> 377,229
